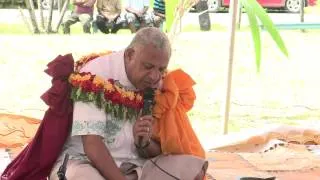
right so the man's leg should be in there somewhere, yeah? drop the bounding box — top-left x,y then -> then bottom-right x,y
110,16 -> 121,34
50,160 -> 105,180
125,12 -> 137,33
95,14 -> 110,34
61,13 -> 79,34
91,20 -> 98,33
79,13 -> 93,34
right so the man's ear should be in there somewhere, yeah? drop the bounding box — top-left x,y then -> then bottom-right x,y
124,47 -> 135,63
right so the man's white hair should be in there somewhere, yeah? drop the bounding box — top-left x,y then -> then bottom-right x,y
127,27 -> 171,57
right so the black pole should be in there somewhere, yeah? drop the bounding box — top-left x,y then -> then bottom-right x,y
300,0 -> 305,32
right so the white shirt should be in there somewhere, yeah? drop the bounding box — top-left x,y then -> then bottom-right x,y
56,50 -> 145,167
125,0 -> 149,11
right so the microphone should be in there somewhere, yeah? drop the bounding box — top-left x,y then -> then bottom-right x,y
57,153 -> 69,180
142,87 -> 155,116
138,87 -> 155,147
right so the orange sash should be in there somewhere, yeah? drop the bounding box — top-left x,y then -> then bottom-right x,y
152,69 -> 205,158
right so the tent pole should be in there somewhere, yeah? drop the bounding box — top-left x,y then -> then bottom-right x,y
223,0 -> 239,134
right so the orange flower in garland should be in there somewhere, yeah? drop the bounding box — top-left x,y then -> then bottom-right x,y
69,72 -> 144,120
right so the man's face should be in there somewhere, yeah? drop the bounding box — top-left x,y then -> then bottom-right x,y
125,44 -> 169,90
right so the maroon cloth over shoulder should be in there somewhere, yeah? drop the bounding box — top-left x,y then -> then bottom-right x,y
1,54 -> 75,180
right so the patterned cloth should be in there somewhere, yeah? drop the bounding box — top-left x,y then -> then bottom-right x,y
53,50 -> 145,170
153,0 -> 165,15
125,12 -> 153,24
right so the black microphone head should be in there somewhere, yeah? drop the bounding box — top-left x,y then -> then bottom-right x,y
142,88 -> 155,115
143,87 -> 155,100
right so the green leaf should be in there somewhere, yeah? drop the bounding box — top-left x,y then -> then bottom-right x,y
76,87 -> 82,98
241,0 -> 261,72
96,92 -> 103,109
244,0 -> 289,58
70,88 -> 76,100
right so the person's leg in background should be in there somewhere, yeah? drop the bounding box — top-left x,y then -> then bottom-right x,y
110,16 -> 122,34
91,19 -> 98,34
61,13 -> 80,34
79,13 -> 93,34
95,14 -> 110,34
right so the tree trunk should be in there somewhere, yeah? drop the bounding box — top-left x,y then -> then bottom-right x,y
25,0 -> 40,33
37,0 -> 45,30
18,7 -> 33,33
58,0 -> 62,12
54,0 -> 69,32
46,0 -> 54,33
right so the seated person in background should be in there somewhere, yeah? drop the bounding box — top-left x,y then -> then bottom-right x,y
48,27 -> 208,180
93,0 -> 122,34
152,0 -> 165,29
124,0 -> 151,33
61,0 -> 96,34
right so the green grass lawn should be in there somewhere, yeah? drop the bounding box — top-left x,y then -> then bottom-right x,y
0,30 -> 320,149
0,22 -> 233,34
0,23 -> 133,34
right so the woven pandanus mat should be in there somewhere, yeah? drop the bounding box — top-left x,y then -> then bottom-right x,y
239,143 -> 320,171
0,113 -> 40,155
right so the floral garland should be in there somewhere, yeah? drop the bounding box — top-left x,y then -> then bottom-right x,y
69,52 -> 145,121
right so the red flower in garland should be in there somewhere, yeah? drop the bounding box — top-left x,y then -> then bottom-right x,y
81,80 -> 93,92
69,72 -> 145,111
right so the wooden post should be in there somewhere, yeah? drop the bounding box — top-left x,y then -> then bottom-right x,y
223,0 -> 238,134
237,0 -> 242,29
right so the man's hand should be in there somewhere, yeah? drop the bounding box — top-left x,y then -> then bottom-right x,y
133,115 -> 153,147
133,115 -> 162,158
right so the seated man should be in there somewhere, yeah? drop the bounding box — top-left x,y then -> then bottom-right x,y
61,0 -> 96,34
93,0 -> 122,34
1,27 -> 207,180
49,27 -> 206,179
152,0 -> 165,29
124,0 -> 152,33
